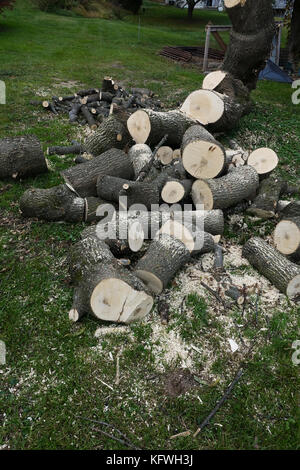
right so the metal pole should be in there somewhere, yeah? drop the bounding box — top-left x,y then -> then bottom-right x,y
203,25 -> 211,72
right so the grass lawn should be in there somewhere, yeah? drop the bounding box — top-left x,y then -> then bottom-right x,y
0,0 -> 299,450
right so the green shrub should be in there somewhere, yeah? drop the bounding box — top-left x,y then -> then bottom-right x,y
116,0 -> 142,14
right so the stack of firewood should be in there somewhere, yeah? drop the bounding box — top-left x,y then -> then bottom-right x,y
30,77 -> 163,130
1,72 -> 300,325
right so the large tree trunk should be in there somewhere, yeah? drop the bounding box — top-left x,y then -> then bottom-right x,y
288,0 -> 300,72
188,2 -> 194,20
223,0 -> 276,91
0,136 -> 47,179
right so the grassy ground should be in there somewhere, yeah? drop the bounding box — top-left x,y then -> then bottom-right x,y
0,0 -> 299,450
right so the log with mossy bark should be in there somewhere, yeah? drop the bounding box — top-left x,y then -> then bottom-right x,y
274,217 -> 300,261
20,184 -> 85,222
61,148 -> 134,197
0,136 -> 48,180
127,109 -> 197,148
134,234 -> 191,294
191,165 -> 259,210
84,115 -> 131,156
181,125 -> 226,179
242,237 -> 300,298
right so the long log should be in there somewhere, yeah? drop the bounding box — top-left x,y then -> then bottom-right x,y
61,148 -> 134,197
127,109 -> 197,148
191,166 -> 259,210
134,234 -> 191,294
181,125 -> 226,179
46,144 -> 84,156
20,184 -> 85,222
0,136 -> 48,179
242,237 -> 300,298
274,217 -> 300,261
84,115 -> 131,156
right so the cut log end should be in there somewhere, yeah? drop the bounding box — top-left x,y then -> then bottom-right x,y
159,220 -> 195,252
247,148 -> 278,175
157,146 -> 173,165
274,219 -> 300,256
127,110 -> 151,144
202,71 -> 227,91
69,308 -> 80,322
135,270 -> 163,295
182,140 -> 225,179
161,181 -> 186,204
128,221 -> 145,253
287,274 -> 300,299
192,180 -> 213,210
180,90 -> 224,125
224,0 -> 245,7
90,278 -> 153,323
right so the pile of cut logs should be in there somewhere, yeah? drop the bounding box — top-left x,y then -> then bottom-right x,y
30,77 -> 163,130
1,73 -> 300,325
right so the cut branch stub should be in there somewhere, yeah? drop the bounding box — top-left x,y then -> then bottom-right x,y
247,148 -> 278,176
181,125 -> 226,179
0,136 -> 48,179
134,234 -> 191,294
274,217 -> 300,260
242,237 -> 300,298
191,165 -> 259,210
127,109 -> 196,148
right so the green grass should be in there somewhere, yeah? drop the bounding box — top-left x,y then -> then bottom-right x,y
0,0 -> 300,450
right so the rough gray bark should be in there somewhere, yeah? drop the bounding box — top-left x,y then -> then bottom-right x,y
81,105 -> 98,130
247,175 -> 284,219
85,115 -> 131,156
61,148 -> 134,197
128,144 -> 152,179
223,0 -> 276,90
192,166 -> 259,210
20,184 -> 85,222
0,136 -> 47,179
242,237 -> 300,298
278,201 -> 300,219
134,234 -> 191,294
84,196 -> 115,223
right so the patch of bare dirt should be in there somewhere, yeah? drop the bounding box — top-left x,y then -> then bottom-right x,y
164,368 -> 196,397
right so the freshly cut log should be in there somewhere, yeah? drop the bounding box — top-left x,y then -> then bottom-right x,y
71,261 -> 154,323
128,144 -> 152,179
81,105 -> 98,130
69,103 -> 82,123
161,179 -> 192,204
127,109 -> 196,148
191,166 -> 259,210
46,143 -> 84,156
180,90 -> 245,132
274,217 -> 300,260
278,201 -> 300,219
225,149 -> 245,169
0,136 -> 48,179
20,184 -> 85,222
97,175 -> 160,209
247,175 -> 283,219
68,232 -> 114,284
223,0 -> 275,90
158,219 -> 215,255
247,148 -> 278,176
85,115 -> 131,156
156,146 -> 173,165
61,148 -> 134,197
134,234 -> 191,294
181,125 -> 226,179
242,237 -> 300,298
202,71 -> 249,100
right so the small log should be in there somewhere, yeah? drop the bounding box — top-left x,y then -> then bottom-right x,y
278,201 -> 300,219
101,77 -> 116,94
243,237 -> 300,298
181,125 -> 226,179
85,115 -> 131,156
100,91 -> 114,103
96,175 -> 160,210
84,196 -> 115,223
274,217 -> 300,261
180,89 -> 246,132
71,261 -> 153,323
0,136 -> 47,179
69,103 -> 82,123
20,184 -> 85,222
128,144 -> 152,179
247,148 -> 278,176
127,109 -> 197,148
61,148 -> 134,198
77,88 -> 99,97
192,166 -> 259,210
161,179 -> 192,204
156,146 -> 173,165
81,105 -> 98,130
247,175 -> 283,219
134,234 -> 191,294
46,144 -> 84,156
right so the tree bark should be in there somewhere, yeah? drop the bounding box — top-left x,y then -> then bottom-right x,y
247,175 -> 284,219
242,237 -> 300,298
0,136 -> 47,179
85,115 -> 131,156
